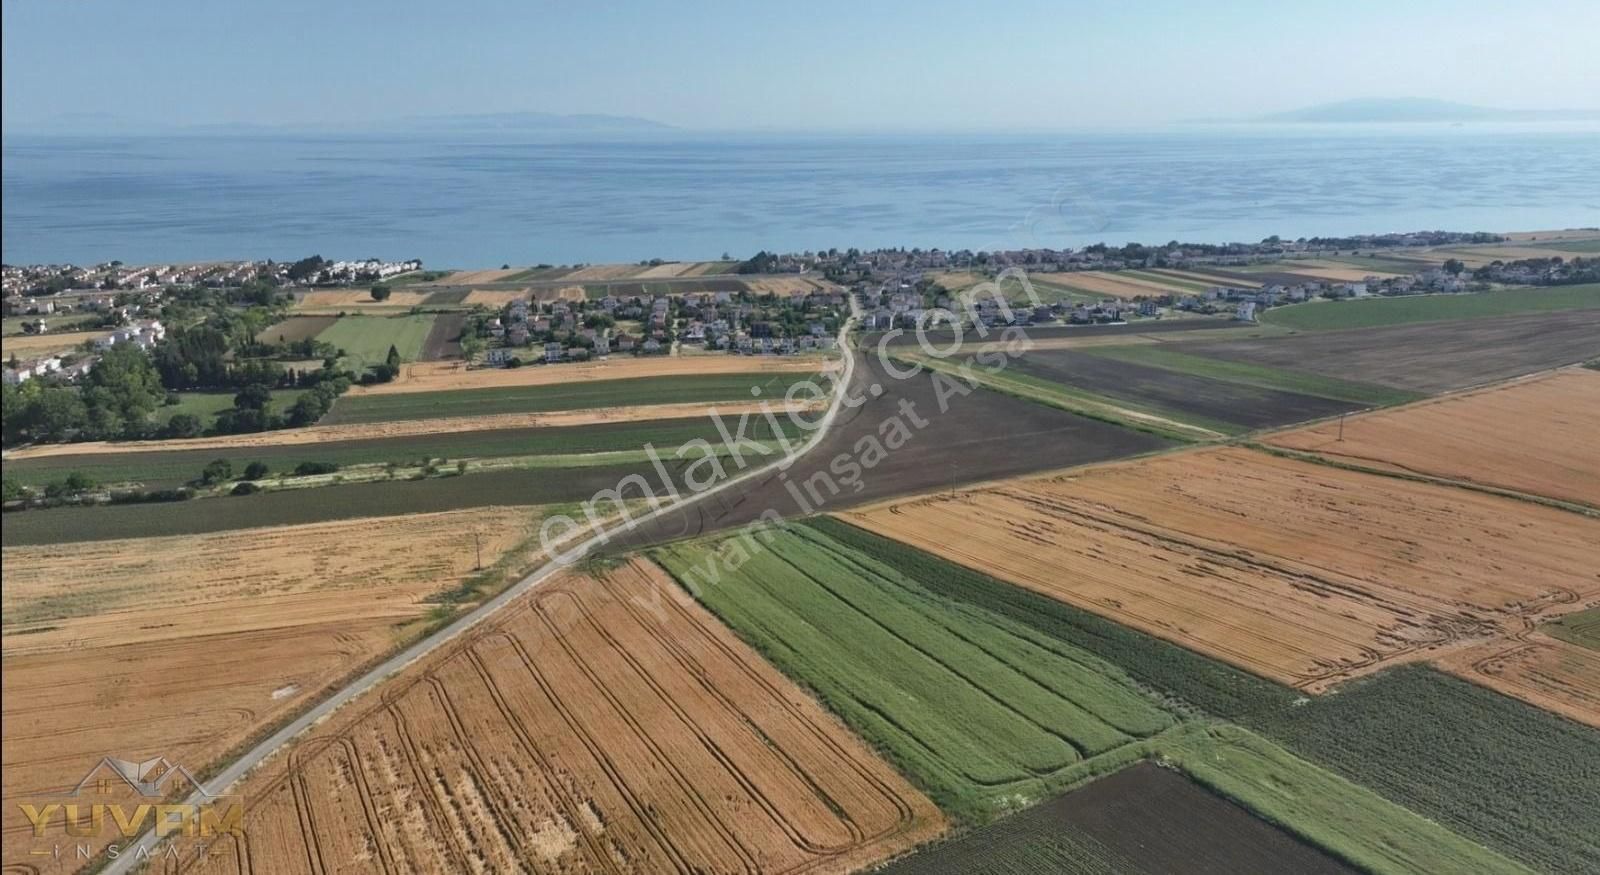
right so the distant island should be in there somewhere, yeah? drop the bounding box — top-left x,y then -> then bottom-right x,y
1256,98 -> 1600,124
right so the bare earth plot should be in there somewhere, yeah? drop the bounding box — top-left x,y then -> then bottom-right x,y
168,558 -> 945,874
443,267 -> 523,285
1267,368 -> 1600,508
418,312 -> 467,361
846,447 -> 1600,690
1181,309 -> 1600,393
254,315 -> 337,344
0,507 -> 551,868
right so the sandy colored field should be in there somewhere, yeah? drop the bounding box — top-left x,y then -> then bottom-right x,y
167,558 -> 945,874
531,284 -> 588,303
846,447 -> 1600,690
445,267 -> 522,285
359,353 -> 834,394
4,399 -> 819,458
745,276 -> 832,296
1277,263 -> 1408,282
295,289 -> 433,311
0,330 -> 103,358
1268,369 -> 1600,507
0,506 -> 551,868
1045,271 -> 1155,299
565,263 -> 644,281
1504,229 -> 1600,243
1152,268 -> 1264,288
1437,633 -> 1600,729
461,288 -> 529,306
635,261 -> 697,278
1084,271 -> 1197,295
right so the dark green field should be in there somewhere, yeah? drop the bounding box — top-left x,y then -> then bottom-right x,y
1075,344 -> 1422,407
1544,607 -> 1600,651
321,371 -> 820,424
1,459 -> 687,546
1261,284 -> 1600,331
5,415 -> 798,488
1247,665 -> 1600,874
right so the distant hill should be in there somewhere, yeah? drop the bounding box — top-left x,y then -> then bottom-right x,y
1259,98 -> 1600,124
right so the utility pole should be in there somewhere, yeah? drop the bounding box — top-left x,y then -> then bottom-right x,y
473,530 -> 482,570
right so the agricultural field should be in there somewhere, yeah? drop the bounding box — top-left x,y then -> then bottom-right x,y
315,314 -> 436,371
652,524 -> 1181,821
1181,308 -> 1600,392
1250,665 -> 1600,874
1436,634 -> 1600,729
1267,368 -> 1600,508
844,447 -> 1600,690
1545,606 -> 1600,650
0,505 -> 558,868
1077,342 -> 1420,406
1004,346 -> 1364,433
418,311 -> 466,360
0,328 -> 103,357
1260,284 -> 1600,331
880,761 -> 1357,875
254,314 -> 336,344
360,353 -> 831,394
1,458 -> 690,545
321,370 -> 823,424
4,414 -> 799,488
168,558 -> 945,874
293,289 -> 434,312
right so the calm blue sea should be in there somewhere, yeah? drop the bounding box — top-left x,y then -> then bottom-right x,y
4,126 -> 1598,267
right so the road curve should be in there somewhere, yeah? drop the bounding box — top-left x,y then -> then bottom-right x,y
103,294 -> 862,873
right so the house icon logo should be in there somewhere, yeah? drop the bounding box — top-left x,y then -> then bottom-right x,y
70,756 -> 217,800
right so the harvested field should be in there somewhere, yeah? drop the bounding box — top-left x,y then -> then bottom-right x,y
323,371 -> 823,425
1,459 -> 686,545
460,288 -> 529,307
0,506 -> 550,867
418,311 -> 466,360
1183,309 -> 1600,392
1008,347 -> 1362,432
1251,665 -> 1600,874
1260,284 -> 1600,331
654,525 -> 1178,820
443,267 -> 522,284
609,350 -> 1173,549
532,284 -> 588,303
1041,272 -> 1152,299
1267,369 -> 1600,507
254,314 -> 336,344
744,276 -> 833,296
5,400 -> 811,459
564,263 -> 645,280
420,288 -> 470,306
1148,267 -> 1263,288
880,762 -> 1356,875
361,354 -> 832,394
846,447 -> 1600,689
0,329 -> 102,357
168,558 -> 945,874
1437,634 -> 1600,729
294,289 -> 433,311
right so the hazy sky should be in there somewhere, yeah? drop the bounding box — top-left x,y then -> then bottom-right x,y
4,0 -> 1597,131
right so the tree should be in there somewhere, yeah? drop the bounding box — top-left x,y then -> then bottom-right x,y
163,413 -> 204,438
199,459 -> 234,485
233,382 -> 273,411
385,345 -> 402,369
1443,258 -> 1466,276
30,387 -> 89,442
460,333 -> 485,361
370,284 -> 392,301
243,461 -> 270,480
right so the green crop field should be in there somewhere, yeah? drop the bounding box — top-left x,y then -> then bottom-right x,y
321,371 -> 820,425
149,389 -> 311,428
5,415 -> 799,488
1248,665 -> 1600,874
653,523 -> 1179,822
315,314 -> 437,371
1260,284 -> 1600,331
1545,606 -> 1600,651
1076,344 -> 1422,406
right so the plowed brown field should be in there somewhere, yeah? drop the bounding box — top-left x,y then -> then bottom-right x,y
168,558 -> 945,874
0,506 -> 553,869
1437,633 -> 1600,728
1268,368 -> 1600,507
846,447 -> 1600,690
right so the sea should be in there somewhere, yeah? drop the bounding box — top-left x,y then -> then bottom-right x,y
4,124 -> 1598,267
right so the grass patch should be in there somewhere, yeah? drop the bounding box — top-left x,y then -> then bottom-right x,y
1545,607 -> 1600,651
149,389 -> 311,429
322,371 -> 818,425
1076,344 -> 1422,406
1247,664 -> 1600,874
1261,284 -> 1600,331
315,314 -> 437,371
652,524 -> 1179,822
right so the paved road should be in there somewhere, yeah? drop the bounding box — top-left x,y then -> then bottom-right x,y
102,296 -> 861,873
